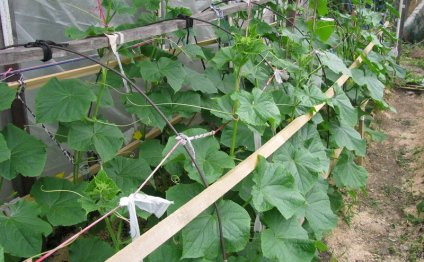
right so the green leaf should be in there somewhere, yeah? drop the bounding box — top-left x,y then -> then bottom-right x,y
273,125 -> 328,196
69,237 -> 115,262
158,57 -> 187,92
181,44 -> 207,60
329,85 -> 358,126
261,210 -> 315,262
204,68 -> 235,94
0,200 -> 52,258
133,0 -> 160,10
316,51 -> 350,76
296,85 -> 327,107
68,120 -> 124,162
139,139 -> 165,167
351,69 -> 385,101
166,183 -> 203,214
298,182 -> 338,238
182,200 -> 250,259
148,242 -> 180,262
0,83 -> 15,111
123,92 -> 170,130
332,150 -> 368,189
211,47 -> 235,69
35,78 -> 96,123
103,156 -> 152,194
0,134 -> 10,163
308,19 -> 335,42
220,123 -> 255,151
309,0 -> 328,16
185,68 -> 218,94
0,124 -> 47,180
30,177 -> 86,226
237,88 -> 281,130
330,121 -> 366,156
252,156 -> 305,219
139,60 -> 162,82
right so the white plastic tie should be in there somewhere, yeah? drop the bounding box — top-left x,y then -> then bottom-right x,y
105,33 -> 129,91
119,193 -> 173,239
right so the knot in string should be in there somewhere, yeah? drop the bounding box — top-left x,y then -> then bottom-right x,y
176,133 -> 196,162
23,40 -> 69,62
210,3 -> 224,19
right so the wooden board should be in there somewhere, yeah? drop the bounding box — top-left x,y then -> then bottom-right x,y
0,0 -> 270,66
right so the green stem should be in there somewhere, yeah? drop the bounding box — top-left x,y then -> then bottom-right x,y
93,68 -> 108,119
105,217 -> 120,251
229,68 -> 242,157
0,177 -> 4,192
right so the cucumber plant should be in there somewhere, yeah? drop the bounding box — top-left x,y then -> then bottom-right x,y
0,0 -> 403,261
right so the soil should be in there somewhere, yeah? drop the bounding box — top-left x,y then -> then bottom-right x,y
322,48 -> 424,262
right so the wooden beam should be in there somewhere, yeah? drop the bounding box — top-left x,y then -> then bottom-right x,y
0,0 -> 270,66
106,33 -> 380,262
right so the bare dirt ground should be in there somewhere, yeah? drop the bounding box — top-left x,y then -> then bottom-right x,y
323,47 -> 424,261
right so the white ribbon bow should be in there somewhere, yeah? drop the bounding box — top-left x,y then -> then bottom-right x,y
119,193 -> 173,239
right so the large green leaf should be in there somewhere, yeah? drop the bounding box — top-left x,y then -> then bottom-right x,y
251,156 -> 305,219
295,85 -> 327,107
0,200 -> 52,258
69,237 -> 115,262
139,139 -> 165,167
166,183 -> 204,214
185,68 -> 217,94
103,156 -> 151,194
316,51 -> 350,76
30,177 -> 87,226
204,68 -> 235,94
220,123 -> 255,151
0,134 -> 10,163
310,0 -> 329,16
159,58 -> 187,92
35,78 -> 96,123
68,120 -> 124,162
0,124 -> 47,180
329,85 -> 358,126
273,124 -> 328,195
261,210 -> 315,262
139,57 -> 186,92
330,121 -> 366,156
351,68 -> 385,101
298,182 -> 337,238
148,242 -> 181,262
133,0 -> 160,10
124,89 -> 200,130
332,150 -> 368,189
182,200 -> 250,259
237,88 -> 281,130
0,83 -> 15,111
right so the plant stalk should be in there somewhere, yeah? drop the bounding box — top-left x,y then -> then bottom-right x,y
229,68 -> 242,157
93,67 -> 108,119
105,217 -> 120,251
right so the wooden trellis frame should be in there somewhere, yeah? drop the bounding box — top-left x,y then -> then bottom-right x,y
0,0 -> 270,66
106,36 -> 380,262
